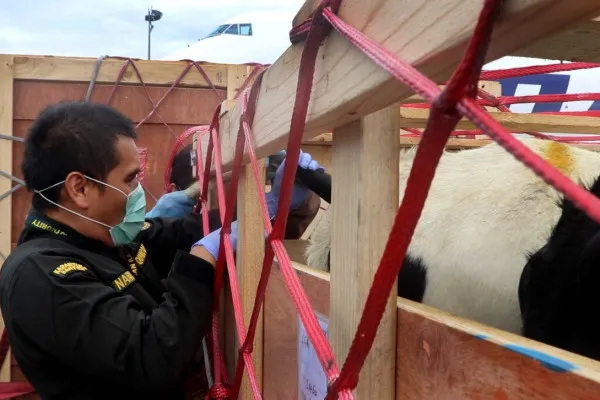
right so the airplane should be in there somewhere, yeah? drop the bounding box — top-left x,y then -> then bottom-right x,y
160,5 -> 303,65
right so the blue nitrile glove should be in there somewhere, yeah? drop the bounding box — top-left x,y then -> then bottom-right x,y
145,190 -> 197,218
265,150 -> 325,218
193,220 -> 239,260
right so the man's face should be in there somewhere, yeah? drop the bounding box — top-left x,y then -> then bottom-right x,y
85,136 -> 141,245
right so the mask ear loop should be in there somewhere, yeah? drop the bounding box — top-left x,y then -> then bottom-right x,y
33,175 -> 127,230
83,175 -> 130,198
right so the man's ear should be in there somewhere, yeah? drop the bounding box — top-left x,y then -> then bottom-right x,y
63,172 -> 92,209
168,183 -> 179,193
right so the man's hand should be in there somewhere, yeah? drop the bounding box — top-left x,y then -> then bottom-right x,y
146,190 -> 196,219
266,150 -> 324,218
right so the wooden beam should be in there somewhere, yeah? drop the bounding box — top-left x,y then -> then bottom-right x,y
0,54 -> 13,382
330,105 -> 399,398
514,17 -> 600,62
305,134 -> 600,152
203,0 -> 600,174
399,107 -> 600,134
11,55 -> 228,88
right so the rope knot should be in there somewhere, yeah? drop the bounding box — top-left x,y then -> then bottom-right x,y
431,91 -> 462,120
238,340 -> 254,355
326,374 -> 358,400
205,383 -> 232,400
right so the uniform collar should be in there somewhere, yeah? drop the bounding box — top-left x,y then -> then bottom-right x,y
19,208 -> 120,258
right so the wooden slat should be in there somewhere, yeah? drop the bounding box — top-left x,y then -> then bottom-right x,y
305,134 -> 600,152
514,17 -> 600,62
11,55 -> 228,87
330,105 -> 400,398
0,54 -> 13,382
398,136 -> 600,151
235,161 -> 266,398
399,107 -> 600,134
263,263 -> 330,399
202,0 -> 600,173
263,264 -> 600,400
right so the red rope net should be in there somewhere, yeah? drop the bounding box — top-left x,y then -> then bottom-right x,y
403,62 -> 600,143
197,0 -> 600,399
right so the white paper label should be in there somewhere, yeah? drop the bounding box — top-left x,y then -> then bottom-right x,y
298,312 -> 329,400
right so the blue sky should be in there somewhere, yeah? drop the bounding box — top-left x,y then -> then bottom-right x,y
0,0 -> 304,60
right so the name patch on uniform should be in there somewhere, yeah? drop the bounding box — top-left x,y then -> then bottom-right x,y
31,219 -> 67,236
53,262 -> 88,278
135,244 -> 147,266
112,271 -> 136,291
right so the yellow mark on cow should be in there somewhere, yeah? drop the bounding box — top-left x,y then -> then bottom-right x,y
135,244 -> 147,265
53,262 -> 87,277
541,141 -> 574,176
112,271 -> 136,291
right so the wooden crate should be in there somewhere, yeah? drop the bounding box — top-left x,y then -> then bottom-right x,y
0,54 -> 257,397
194,1 -> 600,399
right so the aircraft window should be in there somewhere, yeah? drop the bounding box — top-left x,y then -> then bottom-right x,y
240,24 -> 253,36
225,24 -> 240,35
206,24 -> 229,38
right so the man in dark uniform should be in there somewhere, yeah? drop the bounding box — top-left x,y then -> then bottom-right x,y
0,101 -> 323,399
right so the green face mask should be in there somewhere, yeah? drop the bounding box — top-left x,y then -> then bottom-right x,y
35,176 -> 147,247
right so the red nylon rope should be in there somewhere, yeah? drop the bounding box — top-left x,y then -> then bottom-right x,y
202,1 -> 350,398
104,58 -> 224,201
163,125 -> 210,193
479,62 -> 600,80
320,0 -> 502,395
201,0 -> 600,398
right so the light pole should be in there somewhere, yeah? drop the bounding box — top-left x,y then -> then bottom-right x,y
145,7 -> 163,60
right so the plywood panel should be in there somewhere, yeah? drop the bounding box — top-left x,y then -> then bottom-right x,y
263,264 -> 600,400
263,264 -> 329,400
13,81 -> 224,125
395,301 -> 600,400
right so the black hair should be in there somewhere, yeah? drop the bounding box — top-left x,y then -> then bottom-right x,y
170,144 -> 195,190
22,101 -> 137,211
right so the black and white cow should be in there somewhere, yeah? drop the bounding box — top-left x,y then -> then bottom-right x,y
303,138 -> 600,360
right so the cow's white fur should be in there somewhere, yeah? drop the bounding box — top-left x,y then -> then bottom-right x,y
305,138 -> 600,333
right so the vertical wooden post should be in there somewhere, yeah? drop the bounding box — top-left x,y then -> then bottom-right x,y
330,104 -> 399,399
236,161 -> 266,399
0,55 -> 14,383
224,64 -> 268,397
222,66 -> 251,378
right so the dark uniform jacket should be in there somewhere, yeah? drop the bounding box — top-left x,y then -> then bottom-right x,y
0,209 -> 214,400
